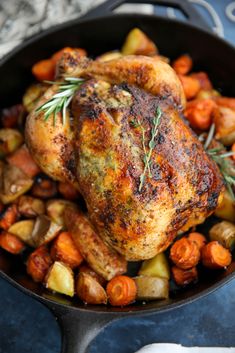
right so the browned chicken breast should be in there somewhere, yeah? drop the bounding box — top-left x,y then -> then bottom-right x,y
72,79 -> 224,260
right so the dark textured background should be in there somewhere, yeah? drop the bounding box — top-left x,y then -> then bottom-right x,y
0,1 -> 235,352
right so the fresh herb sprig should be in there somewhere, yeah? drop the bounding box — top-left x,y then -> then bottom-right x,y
36,77 -> 84,125
138,107 -> 162,192
202,123 -> 235,200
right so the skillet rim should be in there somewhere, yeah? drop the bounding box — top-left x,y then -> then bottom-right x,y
0,12 -> 235,315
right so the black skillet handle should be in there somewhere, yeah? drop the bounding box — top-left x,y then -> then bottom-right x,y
82,0 -> 211,32
47,302 -> 118,353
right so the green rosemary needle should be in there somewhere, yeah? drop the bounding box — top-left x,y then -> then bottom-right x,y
139,106 -> 162,192
36,77 -> 84,125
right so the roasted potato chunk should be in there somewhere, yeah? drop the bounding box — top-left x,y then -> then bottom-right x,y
23,83 -> 48,113
0,129 -> 23,158
31,215 -> 62,247
122,28 -> 157,56
76,272 -> 107,304
134,276 -> 169,300
209,221 -> 235,250
46,199 -> 77,227
139,252 -> 170,279
8,220 -> 35,246
214,106 -> 235,146
18,195 -> 45,218
97,51 -> 122,62
45,261 -> 74,297
214,190 -> 235,222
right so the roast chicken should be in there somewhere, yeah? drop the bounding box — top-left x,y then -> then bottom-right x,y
25,53 -> 224,261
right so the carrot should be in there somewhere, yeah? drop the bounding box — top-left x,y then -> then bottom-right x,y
106,275 -> 137,306
184,98 -> 217,130
172,266 -> 198,286
214,97 -> 235,112
188,232 -> 207,251
170,237 -> 200,269
0,231 -> 25,254
7,145 -> 40,178
27,245 -> 52,282
1,104 -> 25,128
31,176 -> 57,199
51,47 -> 86,64
79,264 -> 106,286
232,143 -> 235,161
178,74 -> 200,100
172,54 -> 192,75
58,182 -> 80,200
32,59 -> 55,81
50,232 -> 83,269
190,72 -> 212,90
201,241 -> 232,269
0,204 -> 19,230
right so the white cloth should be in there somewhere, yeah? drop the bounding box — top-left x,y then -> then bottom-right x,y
135,344 -> 235,353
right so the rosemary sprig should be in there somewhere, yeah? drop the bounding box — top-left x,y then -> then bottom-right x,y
36,77 -> 84,125
138,106 -> 162,192
203,123 -> 235,200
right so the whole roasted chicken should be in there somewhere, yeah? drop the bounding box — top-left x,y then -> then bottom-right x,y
25,53 -> 224,261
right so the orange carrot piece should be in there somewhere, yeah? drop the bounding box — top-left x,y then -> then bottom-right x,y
190,72 -> 212,90
58,182 -> 80,200
31,177 -> 57,199
232,143 -> 235,161
201,241 -> 232,269
51,232 -> 83,269
172,266 -> 198,286
0,204 -> 19,230
51,47 -> 86,64
79,264 -> 106,286
0,231 -> 24,254
32,59 -> 55,81
184,98 -> 217,130
7,145 -> 40,178
170,237 -> 200,270
214,97 -> 235,112
178,74 -> 200,100
188,232 -> 207,251
172,54 -> 192,75
106,275 -> 137,306
27,245 -> 52,282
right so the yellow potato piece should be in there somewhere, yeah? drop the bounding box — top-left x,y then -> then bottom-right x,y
139,252 -> 170,279
122,28 -> 157,56
46,261 -> 74,297
214,190 -> 235,222
134,276 -> 169,300
9,220 -> 35,246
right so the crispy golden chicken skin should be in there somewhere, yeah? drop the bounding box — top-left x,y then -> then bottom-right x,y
72,80 -> 224,260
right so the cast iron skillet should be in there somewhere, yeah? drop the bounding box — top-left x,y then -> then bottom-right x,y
0,0 -> 235,352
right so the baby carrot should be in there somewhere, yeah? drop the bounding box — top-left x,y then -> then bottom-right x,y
106,275 -> 137,306
0,231 -> 25,254
27,245 -> 52,282
188,232 -> 207,251
172,266 -> 198,286
170,237 -> 200,270
32,59 -> 55,81
172,54 -> 192,75
178,74 -> 200,100
0,204 -> 19,230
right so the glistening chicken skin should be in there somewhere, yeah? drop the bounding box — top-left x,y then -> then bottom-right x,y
26,54 -> 224,260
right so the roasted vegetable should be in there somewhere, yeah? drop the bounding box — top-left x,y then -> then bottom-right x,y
51,47 -> 86,64
214,106 -> 235,146
31,215 -> 62,247
184,98 -> 217,130
31,176 -> 57,199
18,195 -> 45,218
64,207 -> 127,281
209,221 -> 235,250
178,75 -> 200,100
201,241 -> 232,269
8,220 -> 35,246
122,28 -> 157,56
58,182 -> 80,200
27,245 -> 52,282
172,54 -> 192,75
190,72 -> 212,90
106,275 -> 137,306
50,231 -> 83,269
0,128 -> 23,158
76,272 -> 107,305
172,266 -> 198,286
32,59 -> 55,81
134,276 -> 169,300
97,51 -> 122,62
46,199 -> 76,227
196,89 -> 220,100
188,232 -> 207,251
1,104 -> 25,128
0,204 -> 19,230
23,83 -> 48,113
214,97 -> 235,111
0,231 -> 25,254
7,144 -> 41,178
214,190 -> 235,222
138,252 -> 170,279
0,164 -> 33,204
170,238 -> 200,269
79,264 -> 106,286
45,261 -> 74,297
